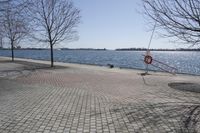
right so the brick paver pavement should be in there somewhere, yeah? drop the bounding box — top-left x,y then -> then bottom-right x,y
0,58 -> 200,133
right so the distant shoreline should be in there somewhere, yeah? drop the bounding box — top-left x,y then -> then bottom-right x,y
115,48 -> 200,51
0,48 -> 200,51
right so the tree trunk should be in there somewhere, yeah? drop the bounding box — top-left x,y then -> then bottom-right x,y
50,43 -> 54,67
11,41 -> 14,61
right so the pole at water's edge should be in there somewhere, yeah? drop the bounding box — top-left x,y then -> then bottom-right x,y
145,22 -> 156,74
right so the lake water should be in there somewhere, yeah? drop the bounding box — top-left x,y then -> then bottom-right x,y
0,49 -> 200,75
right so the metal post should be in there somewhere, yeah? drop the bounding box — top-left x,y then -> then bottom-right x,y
145,23 -> 156,74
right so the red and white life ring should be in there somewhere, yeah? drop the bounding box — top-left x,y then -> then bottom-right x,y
144,55 -> 153,64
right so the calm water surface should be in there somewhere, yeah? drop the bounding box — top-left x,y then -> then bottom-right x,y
0,50 -> 200,75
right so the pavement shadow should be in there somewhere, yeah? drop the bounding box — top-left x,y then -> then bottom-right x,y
0,60 -> 70,79
0,60 -> 68,71
108,102 -> 200,132
140,73 -> 158,86
169,82 -> 200,93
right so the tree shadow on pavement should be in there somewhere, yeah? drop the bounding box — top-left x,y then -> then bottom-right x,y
0,60 -> 69,79
108,102 -> 200,132
0,60 -> 68,71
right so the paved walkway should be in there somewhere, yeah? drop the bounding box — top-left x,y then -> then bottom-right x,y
0,57 -> 200,133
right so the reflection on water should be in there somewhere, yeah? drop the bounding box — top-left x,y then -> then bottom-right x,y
0,50 -> 199,75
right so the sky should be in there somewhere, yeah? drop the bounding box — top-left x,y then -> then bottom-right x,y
63,0 -> 181,50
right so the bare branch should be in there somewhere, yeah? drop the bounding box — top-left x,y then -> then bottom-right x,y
28,0 -> 81,67
0,0 -> 30,60
143,0 -> 200,46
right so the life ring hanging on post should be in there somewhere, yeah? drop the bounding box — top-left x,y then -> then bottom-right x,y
144,55 -> 153,64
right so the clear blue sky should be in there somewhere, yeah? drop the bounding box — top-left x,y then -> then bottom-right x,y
65,0 -> 180,49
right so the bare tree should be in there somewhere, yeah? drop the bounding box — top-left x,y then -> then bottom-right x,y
29,0 -> 81,67
1,0 -> 29,61
0,36 -> 3,49
0,1 -> 9,49
142,0 -> 200,46
0,18 -> 3,48
0,33 -> 3,48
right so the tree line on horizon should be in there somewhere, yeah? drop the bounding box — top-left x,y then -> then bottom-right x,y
1,47 -> 200,52
115,48 -> 200,51
0,0 -> 80,67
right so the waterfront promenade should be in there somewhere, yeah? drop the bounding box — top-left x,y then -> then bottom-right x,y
0,57 -> 200,133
